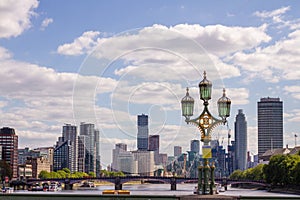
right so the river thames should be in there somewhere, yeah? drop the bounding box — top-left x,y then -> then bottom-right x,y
12,183 -> 300,198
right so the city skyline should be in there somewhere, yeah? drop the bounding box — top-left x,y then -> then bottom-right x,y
0,1 -> 300,166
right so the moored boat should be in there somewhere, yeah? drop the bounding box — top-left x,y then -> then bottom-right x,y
48,182 -> 62,192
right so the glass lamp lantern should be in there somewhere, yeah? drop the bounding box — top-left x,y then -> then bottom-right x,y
199,71 -> 212,102
217,88 -> 231,120
181,87 -> 194,118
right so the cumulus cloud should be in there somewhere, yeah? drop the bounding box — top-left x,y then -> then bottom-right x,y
40,17 -> 53,30
0,0 -> 39,38
57,31 -> 100,55
0,49 -> 118,148
230,29 -> 300,83
77,23 -> 271,86
92,24 -> 270,60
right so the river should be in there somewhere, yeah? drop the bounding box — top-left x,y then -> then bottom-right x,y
13,183 -> 300,198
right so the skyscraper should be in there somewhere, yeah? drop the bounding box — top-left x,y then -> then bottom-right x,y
62,124 -> 78,172
0,127 -> 18,178
80,122 -> 96,174
54,140 -> 72,171
234,109 -> 247,170
258,97 -> 283,157
148,135 -> 159,164
94,129 -> 101,176
137,114 -> 149,150
190,139 -> 200,154
174,146 -> 182,157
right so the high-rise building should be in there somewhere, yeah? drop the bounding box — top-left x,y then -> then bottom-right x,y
257,97 -> 283,158
0,127 -> 18,178
132,150 -> 154,176
174,146 -> 182,157
211,140 -> 226,178
80,123 -> 96,174
234,109 -> 247,170
54,140 -> 72,171
62,124 -> 78,172
190,139 -> 200,154
78,135 -> 88,172
94,129 -> 101,176
117,151 -> 137,175
226,141 -> 236,176
54,124 -> 78,172
112,143 -> 127,171
148,135 -> 159,164
137,114 -> 149,150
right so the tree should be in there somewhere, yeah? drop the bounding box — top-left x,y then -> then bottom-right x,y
39,170 -> 50,179
0,160 -> 12,180
263,154 -> 300,186
88,172 -> 96,177
62,168 -> 71,174
251,164 -> 264,180
291,162 -> 300,185
229,170 -> 243,180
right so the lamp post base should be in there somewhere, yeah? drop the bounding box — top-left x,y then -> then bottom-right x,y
197,159 -> 216,195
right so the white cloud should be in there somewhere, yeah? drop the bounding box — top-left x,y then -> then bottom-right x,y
111,81 -> 183,106
0,0 -> 39,38
58,23 -> 269,83
0,46 -> 12,60
230,29 -> 300,83
284,85 -> 300,93
254,6 -> 290,19
223,88 -> 249,105
92,24 -> 270,60
57,31 -> 100,55
171,24 -> 271,56
40,18 -> 53,30
0,52 -> 118,148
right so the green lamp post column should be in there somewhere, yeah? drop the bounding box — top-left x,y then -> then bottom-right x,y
181,71 -> 231,195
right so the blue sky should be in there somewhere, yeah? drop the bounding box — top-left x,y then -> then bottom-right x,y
0,0 -> 300,167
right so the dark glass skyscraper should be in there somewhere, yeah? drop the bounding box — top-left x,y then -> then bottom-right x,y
137,114 -> 149,150
258,97 -> 283,158
234,109 -> 247,170
148,135 -> 159,164
190,139 -> 200,154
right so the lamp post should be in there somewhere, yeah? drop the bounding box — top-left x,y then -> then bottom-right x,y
181,71 -> 231,195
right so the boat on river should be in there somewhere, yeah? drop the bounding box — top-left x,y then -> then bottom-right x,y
2,187 -> 14,193
28,183 -> 44,191
48,182 -> 62,192
78,181 -> 96,189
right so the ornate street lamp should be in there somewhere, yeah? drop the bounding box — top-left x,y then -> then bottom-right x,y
181,71 -> 231,195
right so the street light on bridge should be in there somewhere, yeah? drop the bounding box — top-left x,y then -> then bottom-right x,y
181,71 -> 231,195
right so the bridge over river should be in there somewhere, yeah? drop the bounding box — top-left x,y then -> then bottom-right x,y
23,176 -> 270,190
